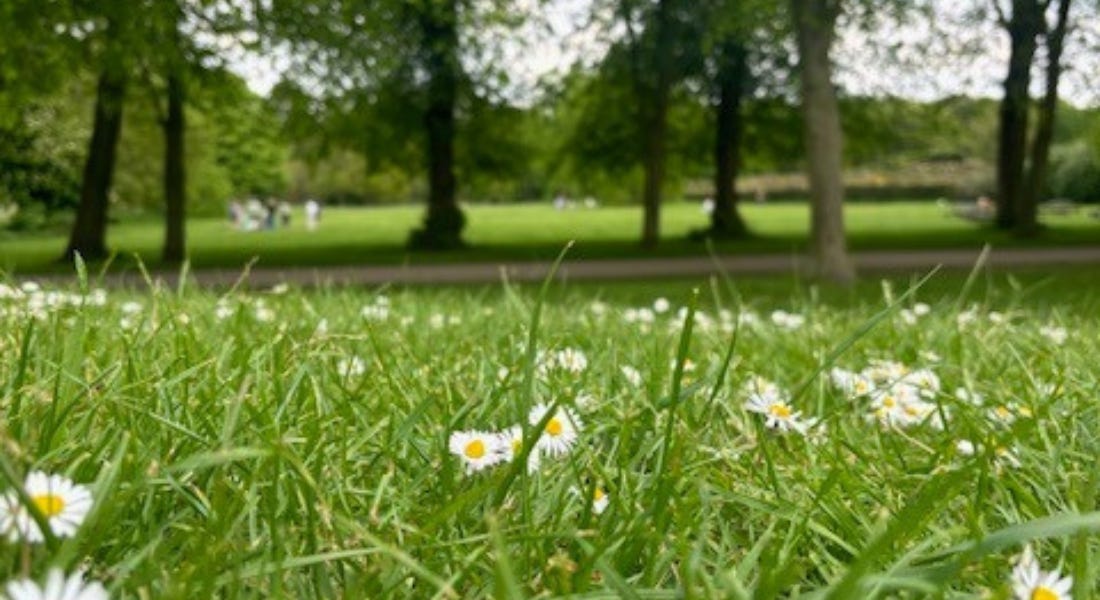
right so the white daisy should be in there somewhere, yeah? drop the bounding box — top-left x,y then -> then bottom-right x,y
4,569 -> 108,600
0,471 -> 93,543
620,365 -> 642,387
830,368 -> 872,397
495,426 -> 540,474
1039,325 -> 1068,346
995,446 -> 1023,470
652,297 -> 670,314
336,356 -> 366,379
591,487 -> 609,514
528,403 -> 582,457
214,301 -> 234,320
253,305 -> 274,323
955,439 -> 976,456
955,387 -> 985,406
588,301 -> 608,316
554,348 -> 588,374
956,307 -> 979,328
770,310 -> 805,330
902,369 -> 941,398
988,403 -> 1031,426
743,385 -> 807,435
1011,546 -> 1072,600
448,430 -> 504,474
360,304 -> 389,321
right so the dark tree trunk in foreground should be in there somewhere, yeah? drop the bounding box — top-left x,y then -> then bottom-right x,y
792,0 -> 854,283
409,0 -> 464,250
64,69 -> 126,262
1020,0 -> 1072,236
162,73 -> 186,263
709,40 -> 749,238
995,0 -> 1043,230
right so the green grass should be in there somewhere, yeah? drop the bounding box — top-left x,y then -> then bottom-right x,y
3,201 -> 1099,273
1,268 -> 1099,597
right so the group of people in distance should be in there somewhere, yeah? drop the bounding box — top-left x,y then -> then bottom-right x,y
228,198 -> 323,231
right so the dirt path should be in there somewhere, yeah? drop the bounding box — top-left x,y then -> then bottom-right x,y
18,246 -> 1100,288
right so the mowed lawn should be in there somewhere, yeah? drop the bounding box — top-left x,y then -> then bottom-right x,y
0,270 -> 1098,596
3,200 -> 1100,273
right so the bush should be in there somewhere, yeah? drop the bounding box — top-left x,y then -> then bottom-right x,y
1048,141 -> 1100,203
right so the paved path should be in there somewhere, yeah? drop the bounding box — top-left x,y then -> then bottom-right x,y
19,246 -> 1100,288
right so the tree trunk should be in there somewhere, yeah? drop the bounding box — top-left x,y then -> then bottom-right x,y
1020,0 -> 1071,237
710,40 -> 749,238
162,73 -> 186,263
792,0 -> 854,284
640,92 -> 668,249
995,0 -> 1042,230
64,69 -> 126,262
639,0 -> 674,249
409,0 -> 464,250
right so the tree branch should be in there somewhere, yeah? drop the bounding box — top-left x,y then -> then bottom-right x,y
991,0 -> 1009,27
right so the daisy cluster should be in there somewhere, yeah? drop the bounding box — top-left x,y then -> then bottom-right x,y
449,401 -> 610,515
0,471 -> 106,599
0,283 -> 106,321
831,360 -> 945,429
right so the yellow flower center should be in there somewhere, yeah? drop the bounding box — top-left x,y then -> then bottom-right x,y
464,440 -> 486,459
882,396 -> 896,408
855,381 -> 868,394
996,406 -> 1011,418
1032,586 -> 1059,600
768,403 -> 791,419
546,418 -> 563,436
31,494 -> 65,518
593,488 -> 605,501
904,405 -> 920,416
511,439 -> 522,454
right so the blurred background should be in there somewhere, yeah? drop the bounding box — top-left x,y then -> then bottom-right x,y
0,0 -> 1098,280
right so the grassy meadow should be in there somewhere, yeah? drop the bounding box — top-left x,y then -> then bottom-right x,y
3,201 -> 1100,273
1,268 -> 1099,597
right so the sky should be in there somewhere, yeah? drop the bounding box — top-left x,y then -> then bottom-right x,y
224,0 -> 1100,108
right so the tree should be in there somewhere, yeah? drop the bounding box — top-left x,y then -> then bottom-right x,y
1019,0 -> 1072,235
991,0 -> 1046,231
590,0 -> 700,247
693,0 -> 781,239
263,0 -> 524,250
65,35 -> 128,261
706,38 -> 751,239
790,0 -> 855,283
411,0 -> 464,249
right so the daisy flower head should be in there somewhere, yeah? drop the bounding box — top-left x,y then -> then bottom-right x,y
652,297 -> 671,314
620,365 -> 642,387
743,386 -> 807,435
554,348 -> 588,374
903,368 -> 941,397
570,484 -> 610,515
336,356 -> 366,379
528,403 -> 582,457
830,367 -> 872,398
1039,325 -> 1068,346
1011,545 -> 1072,600
495,426 -> 540,474
770,310 -> 804,330
4,569 -> 108,600
448,430 -> 504,474
0,471 -> 93,543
